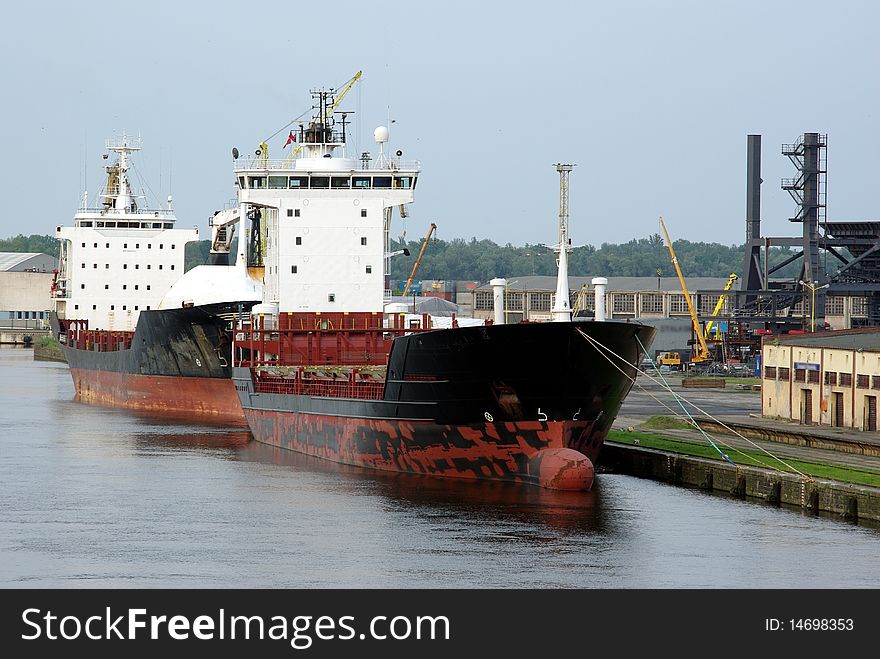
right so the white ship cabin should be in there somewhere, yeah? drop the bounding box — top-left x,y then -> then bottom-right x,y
234,91 -> 419,315
53,135 -> 199,331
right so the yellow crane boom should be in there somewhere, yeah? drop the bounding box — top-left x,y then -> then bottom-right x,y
402,223 -> 437,297
659,217 -> 711,363
704,273 -> 738,338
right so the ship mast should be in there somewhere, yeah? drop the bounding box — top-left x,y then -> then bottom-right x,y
104,132 -> 142,213
551,163 -> 574,322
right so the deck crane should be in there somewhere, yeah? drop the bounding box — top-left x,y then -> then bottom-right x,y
659,217 -> 711,366
209,207 -> 241,265
704,273 -> 738,339
402,223 -> 437,297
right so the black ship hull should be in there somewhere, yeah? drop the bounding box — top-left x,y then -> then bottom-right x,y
234,320 -> 654,489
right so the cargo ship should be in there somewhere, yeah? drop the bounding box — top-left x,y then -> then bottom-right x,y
231,79 -> 655,490
51,134 -> 260,424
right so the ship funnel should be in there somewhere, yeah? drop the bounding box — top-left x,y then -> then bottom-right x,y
490,278 -> 507,325
592,277 -> 608,322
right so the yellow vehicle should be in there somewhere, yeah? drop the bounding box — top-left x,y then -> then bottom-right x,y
656,351 -> 682,368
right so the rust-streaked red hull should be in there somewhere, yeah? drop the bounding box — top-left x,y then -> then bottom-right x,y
70,368 -> 247,425
235,320 -> 656,490
244,407 -> 602,489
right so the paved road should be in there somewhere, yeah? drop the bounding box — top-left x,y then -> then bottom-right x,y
618,373 -> 761,421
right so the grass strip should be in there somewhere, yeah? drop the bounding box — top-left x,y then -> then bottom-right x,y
607,430 -> 880,488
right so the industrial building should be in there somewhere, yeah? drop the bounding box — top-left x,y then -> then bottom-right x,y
471,275 -> 735,356
761,329 -> 880,432
0,252 -> 56,327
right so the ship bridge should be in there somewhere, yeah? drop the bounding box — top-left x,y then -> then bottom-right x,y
231,84 -> 420,316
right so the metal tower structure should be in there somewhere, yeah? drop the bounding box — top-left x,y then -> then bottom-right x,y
782,133 -> 828,324
551,163 -> 573,322
717,131 -> 880,343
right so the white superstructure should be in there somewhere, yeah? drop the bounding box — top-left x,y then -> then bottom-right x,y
234,85 -> 419,313
53,134 -> 199,330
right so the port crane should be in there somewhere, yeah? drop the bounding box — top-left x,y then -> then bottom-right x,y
704,273 -> 738,339
402,223 -> 437,297
659,217 -> 712,366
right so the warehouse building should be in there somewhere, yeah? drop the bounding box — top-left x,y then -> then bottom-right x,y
0,252 -> 57,327
761,329 -> 880,432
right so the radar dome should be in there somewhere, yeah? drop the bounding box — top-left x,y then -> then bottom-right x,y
374,126 -> 390,143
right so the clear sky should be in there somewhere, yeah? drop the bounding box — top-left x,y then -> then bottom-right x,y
2,0 -> 877,248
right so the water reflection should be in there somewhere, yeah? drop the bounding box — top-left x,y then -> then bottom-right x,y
238,440 -> 607,534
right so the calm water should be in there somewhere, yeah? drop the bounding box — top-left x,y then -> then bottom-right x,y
1,347 -> 878,588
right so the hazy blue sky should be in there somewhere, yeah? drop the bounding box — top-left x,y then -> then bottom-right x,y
2,1 -> 877,247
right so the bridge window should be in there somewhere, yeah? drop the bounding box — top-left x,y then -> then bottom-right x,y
394,176 -> 412,189
310,176 -> 329,189
289,176 -> 308,188
373,176 -> 392,188
352,176 -> 371,188
331,176 -> 351,189
249,176 -> 266,189
163,223 -> 172,229
80,221 -> 92,227
268,176 -> 288,189
238,176 -> 246,189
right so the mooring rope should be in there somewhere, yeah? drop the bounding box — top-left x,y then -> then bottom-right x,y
576,327 -> 808,478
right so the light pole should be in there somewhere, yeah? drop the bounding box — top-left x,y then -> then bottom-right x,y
799,280 -> 830,332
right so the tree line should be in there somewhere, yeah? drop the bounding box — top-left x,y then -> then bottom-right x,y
1,232 -> 806,280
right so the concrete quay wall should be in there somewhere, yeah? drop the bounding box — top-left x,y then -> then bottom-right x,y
600,442 -> 880,523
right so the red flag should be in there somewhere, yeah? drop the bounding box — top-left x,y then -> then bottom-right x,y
283,130 -> 297,148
